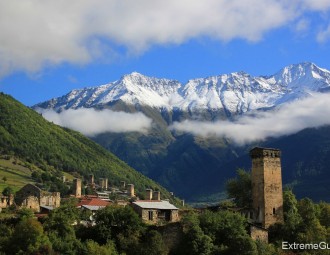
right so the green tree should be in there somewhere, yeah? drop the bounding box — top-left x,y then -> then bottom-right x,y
94,205 -> 144,243
226,168 -> 252,208
1,186 -> 13,196
179,212 -> 213,255
0,223 -> 13,254
318,202 -> 330,228
17,208 -> 34,220
84,240 -> 118,255
297,198 -> 327,243
282,190 -> 302,242
136,230 -> 167,255
43,201 -> 83,254
9,218 -> 52,254
199,210 -> 256,255
255,240 -> 278,255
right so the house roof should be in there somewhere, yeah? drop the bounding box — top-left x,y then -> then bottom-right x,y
77,198 -> 111,207
133,200 -> 178,210
40,205 -> 54,211
81,205 -> 106,211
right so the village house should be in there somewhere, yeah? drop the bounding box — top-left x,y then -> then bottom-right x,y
132,200 -> 179,224
76,196 -> 112,212
131,189 -> 179,224
14,183 -> 60,212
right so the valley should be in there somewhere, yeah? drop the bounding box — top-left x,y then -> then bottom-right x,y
33,62 -> 330,203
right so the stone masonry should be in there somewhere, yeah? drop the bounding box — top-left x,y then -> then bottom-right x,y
250,147 -> 284,229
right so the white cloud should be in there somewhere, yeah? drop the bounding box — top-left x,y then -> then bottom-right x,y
317,24 -> 330,43
170,93 -> 330,145
302,0 -> 330,10
0,0 -> 329,77
38,108 -> 153,136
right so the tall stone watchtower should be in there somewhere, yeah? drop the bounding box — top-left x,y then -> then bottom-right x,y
250,147 -> 284,229
73,178 -> 82,198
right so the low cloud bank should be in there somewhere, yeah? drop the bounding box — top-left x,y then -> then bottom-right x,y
39,108 -> 152,136
170,93 -> 330,145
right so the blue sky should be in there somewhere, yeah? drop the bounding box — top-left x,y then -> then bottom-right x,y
1,0 -> 330,106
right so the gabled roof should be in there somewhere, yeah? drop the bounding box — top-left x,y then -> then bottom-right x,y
133,200 -> 178,210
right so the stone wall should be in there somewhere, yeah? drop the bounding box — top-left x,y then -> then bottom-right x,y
15,184 -> 61,212
250,147 -> 284,229
170,210 -> 180,222
40,191 -> 61,208
250,225 -> 268,243
20,196 -> 40,212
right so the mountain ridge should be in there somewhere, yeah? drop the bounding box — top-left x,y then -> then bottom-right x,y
34,62 -> 330,117
33,62 -> 330,202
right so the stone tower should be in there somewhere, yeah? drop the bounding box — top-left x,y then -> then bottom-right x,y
250,147 -> 284,229
127,184 -> 135,197
73,178 -> 82,197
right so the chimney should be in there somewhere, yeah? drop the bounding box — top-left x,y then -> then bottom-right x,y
153,191 -> 160,201
127,184 -> 135,197
121,181 -> 126,189
146,189 -> 153,200
73,178 -> 81,197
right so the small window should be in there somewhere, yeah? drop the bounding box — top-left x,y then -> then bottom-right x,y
148,211 -> 153,221
273,208 -> 276,215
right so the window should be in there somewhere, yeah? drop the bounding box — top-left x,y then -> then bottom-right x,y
148,210 -> 153,221
273,208 -> 276,215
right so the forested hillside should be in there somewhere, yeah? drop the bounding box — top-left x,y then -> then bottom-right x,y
0,93 -> 175,200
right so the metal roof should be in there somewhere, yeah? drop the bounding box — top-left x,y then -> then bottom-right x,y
81,205 -> 106,211
40,205 -> 54,210
133,200 -> 178,210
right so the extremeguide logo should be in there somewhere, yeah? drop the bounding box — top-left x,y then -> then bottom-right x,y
282,242 -> 330,250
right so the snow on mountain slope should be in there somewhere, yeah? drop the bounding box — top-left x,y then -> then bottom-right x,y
35,62 -> 330,115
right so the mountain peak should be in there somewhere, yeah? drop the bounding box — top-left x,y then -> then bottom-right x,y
34,62 -> 330,115
272,62 -> 330,87
123,71 -> 144,79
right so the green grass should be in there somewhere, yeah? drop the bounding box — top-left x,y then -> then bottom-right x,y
0,157 -> 34,193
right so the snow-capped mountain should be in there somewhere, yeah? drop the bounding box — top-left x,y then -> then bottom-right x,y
32,62 -> 330,202
35,62 -> 330,115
